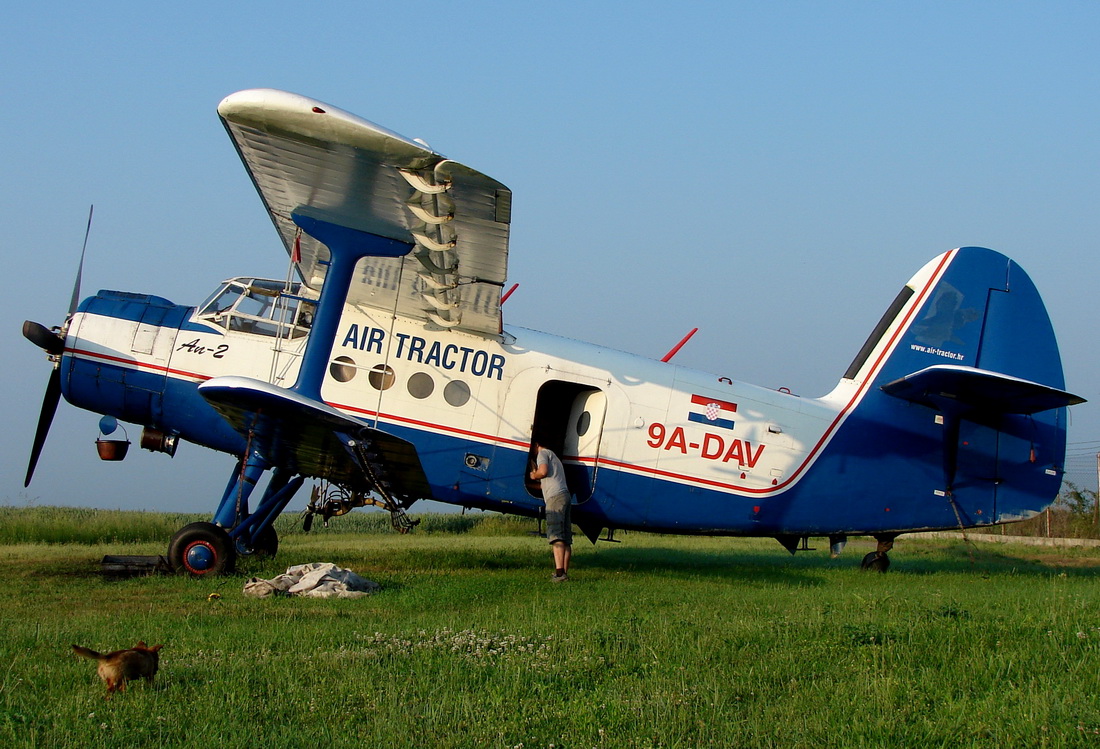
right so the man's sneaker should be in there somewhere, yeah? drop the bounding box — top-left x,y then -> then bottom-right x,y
551,572 -> 569,583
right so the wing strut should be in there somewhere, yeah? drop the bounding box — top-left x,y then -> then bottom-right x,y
288,210 -> 412,401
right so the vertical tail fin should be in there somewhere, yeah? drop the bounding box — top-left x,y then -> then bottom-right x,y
842,247 -> 1069,390
836,247 -> 1081,525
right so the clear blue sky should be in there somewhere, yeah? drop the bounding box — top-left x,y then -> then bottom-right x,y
4,1 -> 1099,512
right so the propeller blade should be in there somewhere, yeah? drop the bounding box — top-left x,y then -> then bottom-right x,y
68,205 -> 93,318
22,320 -> 64,356
25,368 -> 62,487
23,208 -> 93,486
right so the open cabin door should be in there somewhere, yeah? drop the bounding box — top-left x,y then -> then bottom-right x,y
564,388 -> 607,501
529,381 -> 607,503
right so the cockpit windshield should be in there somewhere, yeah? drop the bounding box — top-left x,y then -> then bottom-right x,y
197,278 -> 316,339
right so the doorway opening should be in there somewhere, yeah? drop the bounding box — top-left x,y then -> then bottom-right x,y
527,380 -> 606,503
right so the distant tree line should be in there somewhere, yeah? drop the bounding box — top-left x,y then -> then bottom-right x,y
1000,482 -> 1099,539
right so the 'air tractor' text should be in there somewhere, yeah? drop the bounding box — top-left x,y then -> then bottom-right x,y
341,324 -> 506,380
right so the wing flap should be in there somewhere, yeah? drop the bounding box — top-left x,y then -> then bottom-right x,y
198,376 -> 431,502
218,89 -> 511,337
880,364 -> 1086,415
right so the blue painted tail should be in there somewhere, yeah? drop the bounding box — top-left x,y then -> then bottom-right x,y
848,247 -> 1068,393
830,247 -> 1081,530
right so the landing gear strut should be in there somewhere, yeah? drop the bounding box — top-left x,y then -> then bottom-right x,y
166,459 -> 304,576
860,535 -> 895,573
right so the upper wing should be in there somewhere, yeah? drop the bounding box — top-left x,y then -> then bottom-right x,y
198,376 -> 431,503
218,89 -> 512,337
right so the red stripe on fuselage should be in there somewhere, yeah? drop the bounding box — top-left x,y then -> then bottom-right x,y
66,254 -> 954,498
67,347 -> 212,382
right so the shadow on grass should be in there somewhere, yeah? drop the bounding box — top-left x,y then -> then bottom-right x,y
236,537 -> 831,588
581,535 -> 1100,582
34,526 -> 1100,589
571,543 -> 832,587
902,539 -> 1100,578
156,543 -> 1100,585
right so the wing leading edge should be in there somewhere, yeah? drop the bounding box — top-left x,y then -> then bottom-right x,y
218,89 -> 511,337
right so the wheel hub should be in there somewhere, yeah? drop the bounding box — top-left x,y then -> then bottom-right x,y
184,540 -> 217,573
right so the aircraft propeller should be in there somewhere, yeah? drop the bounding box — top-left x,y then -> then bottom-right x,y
22,320 -> 65,356
22,206 -> 94,486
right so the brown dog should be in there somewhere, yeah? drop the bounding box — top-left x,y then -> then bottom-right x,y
72,641 -> 164,695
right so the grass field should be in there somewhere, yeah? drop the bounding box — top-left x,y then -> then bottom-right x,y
2,508 -> 1100,748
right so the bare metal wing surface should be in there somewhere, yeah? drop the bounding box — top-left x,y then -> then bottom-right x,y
218,89 -> 512,337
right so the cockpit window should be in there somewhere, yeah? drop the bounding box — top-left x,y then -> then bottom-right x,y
197,278 -> 316,339
199,285 -> 241,316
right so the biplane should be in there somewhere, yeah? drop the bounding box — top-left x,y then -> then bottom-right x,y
22,89 -> 1085,574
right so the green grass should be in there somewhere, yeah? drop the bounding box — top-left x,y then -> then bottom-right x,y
3,508 -> 1100,747
0,504 -> 531,544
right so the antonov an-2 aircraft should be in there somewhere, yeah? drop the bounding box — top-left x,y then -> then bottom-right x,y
22,89 -> 1085,575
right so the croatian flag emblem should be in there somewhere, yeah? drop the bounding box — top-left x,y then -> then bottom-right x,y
688,394 -> 737,430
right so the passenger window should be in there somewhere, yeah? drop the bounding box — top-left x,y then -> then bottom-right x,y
407,372 -> 434,399
369,364 -> 396,391
576,410 -> 591,437
330,356 -> 357,383
444,380 -> 471,407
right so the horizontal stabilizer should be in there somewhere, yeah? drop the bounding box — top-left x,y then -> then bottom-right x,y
198,376 -> 430,500
880,364 -> 1085,416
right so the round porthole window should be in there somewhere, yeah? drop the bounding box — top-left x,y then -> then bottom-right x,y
407,372 -> 434,399
576,410 -> 591,437
330,356 -> 357,383
368,364 -> 395,390
443,380 -> 471,407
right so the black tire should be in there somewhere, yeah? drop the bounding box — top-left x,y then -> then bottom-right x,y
237,524 -> 278,558
860,551 -> 890,573
168,522 -> 236,576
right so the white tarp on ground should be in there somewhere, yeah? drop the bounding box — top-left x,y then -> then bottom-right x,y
243,562 -> 380,599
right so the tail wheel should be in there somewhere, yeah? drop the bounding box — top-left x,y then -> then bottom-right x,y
168,522 -> 236,576
860,551 -> 891,573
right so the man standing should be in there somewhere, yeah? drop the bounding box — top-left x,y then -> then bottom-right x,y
529,440 -> 572,582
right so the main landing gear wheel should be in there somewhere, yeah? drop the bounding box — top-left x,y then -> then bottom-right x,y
168,522 -> 236,576
236,525 -> 278,558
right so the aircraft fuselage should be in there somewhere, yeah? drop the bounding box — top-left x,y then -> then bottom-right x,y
58,247 -> 1070,543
